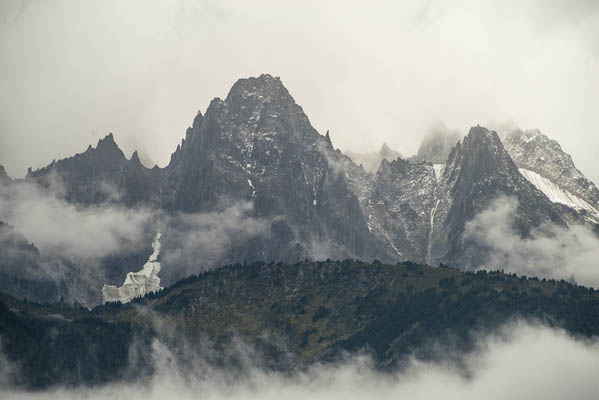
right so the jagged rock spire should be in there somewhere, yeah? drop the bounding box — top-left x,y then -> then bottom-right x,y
130,150 -> 141,164
96,132 -> 118,150
0,164 -> 11,184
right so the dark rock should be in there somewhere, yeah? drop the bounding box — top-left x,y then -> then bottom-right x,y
26,133 -> 163,207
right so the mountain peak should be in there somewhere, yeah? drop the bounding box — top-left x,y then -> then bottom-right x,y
464,125 -> 499,142
452,126 -> 514,169
459,126 -> 509,157
97,133 -> 118,150
226,73 -> 291,105
192,110 -> 204,129
413,125 -> 463,164
502,128 -> 599,210
130,150 -> 141,164
379,143 -> 391,154
0,164 -> 10,184
325,130 -> 333,146
379,143 -> 401,161
504,128 -> 557,151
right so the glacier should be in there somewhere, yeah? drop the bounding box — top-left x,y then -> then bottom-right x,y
102,232 -> 163,304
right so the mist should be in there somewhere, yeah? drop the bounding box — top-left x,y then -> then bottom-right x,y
0,176 -> 274,302
465,196 -> 599,287
413,121 -> 464,163
0,176 -> 154,260
1,0 -> 597,184
1,320 -> 597,399
160,201 -> 268,281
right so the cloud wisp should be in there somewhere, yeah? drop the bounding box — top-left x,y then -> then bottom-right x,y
0,177 -> 154,261
464,196 -> 599,287
1,321 -> 597,399
159,201 -> 269,282
0,174 -> 271,303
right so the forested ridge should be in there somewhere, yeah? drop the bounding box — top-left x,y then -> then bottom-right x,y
1,260 -> 598,389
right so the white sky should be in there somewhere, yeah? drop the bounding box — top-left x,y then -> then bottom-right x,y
1,0 -> 598,183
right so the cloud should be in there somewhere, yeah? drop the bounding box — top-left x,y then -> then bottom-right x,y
345,144 -> 401,174
414,121 -> 464,163
307,237 -> 335,261
0,1 -> 597,185
317,140 -> 353,177
0,179 -> 270,303
464,196 -> 599,287
0,178 -> 154,260
159,201 -> 268,281
1,321 -> 598,399
0,341 -> 16,390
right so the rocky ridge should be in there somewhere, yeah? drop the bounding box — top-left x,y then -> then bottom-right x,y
2,75 -> 597,306
502,129 -> 599,223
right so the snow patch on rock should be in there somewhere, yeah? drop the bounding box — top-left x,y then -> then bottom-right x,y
433,164 -> 445,182
247,178 -> 256,197
102,232 -> 163,304
520,169 -> 599,218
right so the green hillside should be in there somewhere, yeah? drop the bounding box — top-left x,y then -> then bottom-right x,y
1,260 -> 598,388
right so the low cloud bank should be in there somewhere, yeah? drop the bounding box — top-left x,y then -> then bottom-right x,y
0,178 -> 154,260
0,177 -> 268,267
1,321 -> 597,399
159,201 -> 268,281
0,178 -> 157,305
464,196 -> 599,287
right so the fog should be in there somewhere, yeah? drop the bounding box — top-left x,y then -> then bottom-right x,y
1,321 -> 598,399
465,196 -> 599,287
0,174 -> 272,298
0,176 -> 154,260
1,0 -> 598,184
414,121 -> 464,163
160,201 -> 268,281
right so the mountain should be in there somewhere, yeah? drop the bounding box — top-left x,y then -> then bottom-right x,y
366,158 -> 439,262
161,74 -> 392,266
26,75 -> 392,266
3,74 -> 597,307
345,143 -> 401,173
366,126 -> 567,268
502,129 -> 599,224
6,75 -> 394,304
441,127 -> 566,267
1,260 -> 598,389
26,133 -> 162,207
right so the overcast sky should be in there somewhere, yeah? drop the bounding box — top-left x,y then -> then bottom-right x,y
1,0 -> 598,183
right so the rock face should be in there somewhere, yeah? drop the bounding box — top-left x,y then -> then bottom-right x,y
440,127 -> 566,268
102,232 -> 162,303
367,159 -> 439,262
502,129 -> 599,223
0,165 -> 11,185
367,126 -> 568,268
162,74 -> 392,263
26,133 -> 162,207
